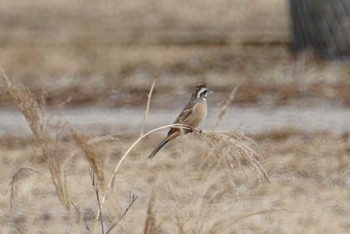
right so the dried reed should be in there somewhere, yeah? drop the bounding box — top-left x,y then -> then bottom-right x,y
71,129 -> 106,188
195,130 -> 270,184
0,68 -> 70,210
1,71 -> 270,232
140,80 -> 156,137
213,86 -> 238,128
89,169 -> 105,234
90,82 -> 270,233
90,80 -> 162,233
106,193 -> 138,234
71,201 -> 90,232
143,195 -> 157,234
8,168 -> 41,211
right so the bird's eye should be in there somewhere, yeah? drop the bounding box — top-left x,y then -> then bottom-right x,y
200,90 -> 208,98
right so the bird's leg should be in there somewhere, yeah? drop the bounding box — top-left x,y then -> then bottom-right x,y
188,127 -> 202,134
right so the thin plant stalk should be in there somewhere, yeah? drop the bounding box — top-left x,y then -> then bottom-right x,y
213,86 -> 238,128
91,123 -> 194,234
140,80 -> 156,137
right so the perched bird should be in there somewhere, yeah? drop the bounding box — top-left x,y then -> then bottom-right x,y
149,84 -> 208,159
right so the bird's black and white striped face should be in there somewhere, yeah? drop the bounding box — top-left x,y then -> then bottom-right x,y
194,84 -> 208,100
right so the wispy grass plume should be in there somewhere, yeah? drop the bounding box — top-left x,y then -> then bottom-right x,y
196,130 -> 270,184
0,68 -> 70,210
71,129 -> 106,188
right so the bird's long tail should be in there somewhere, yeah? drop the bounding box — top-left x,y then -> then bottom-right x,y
148,139 -> 170,159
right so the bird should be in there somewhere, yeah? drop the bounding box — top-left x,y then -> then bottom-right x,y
149,84 -> 208,159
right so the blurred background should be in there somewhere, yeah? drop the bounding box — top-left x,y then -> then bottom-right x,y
0,0 -> 349,136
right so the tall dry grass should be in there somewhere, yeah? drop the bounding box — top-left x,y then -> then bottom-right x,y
0,68 -> 70,211
71,129 -> 107,189
1,71 -> 270,232
88,81 -> 270,232
197,130 -> 270,185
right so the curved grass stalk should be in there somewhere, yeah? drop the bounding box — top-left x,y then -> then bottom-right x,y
91,123 -> 194,234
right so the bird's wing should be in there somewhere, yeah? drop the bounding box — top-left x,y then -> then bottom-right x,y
167,104 -> 193,136
174,106 -> 192,124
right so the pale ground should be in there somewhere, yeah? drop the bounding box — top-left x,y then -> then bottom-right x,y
1,126 -> 350,233
1,105 -> 350,137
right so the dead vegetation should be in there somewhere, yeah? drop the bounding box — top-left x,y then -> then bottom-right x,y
1,0 -> 349,232
1,68 -> 70,211
1,69 -> 349,233
2,129 -> 349,233
0,73 -> 271,233
197,130 -> 270,185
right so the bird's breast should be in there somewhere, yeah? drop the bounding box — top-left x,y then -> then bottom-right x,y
185,101 -> 207,127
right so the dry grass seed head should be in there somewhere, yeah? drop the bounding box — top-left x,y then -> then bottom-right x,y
195,130 -> 270,184
0,69 -> 70,210
71,129 -> 106,189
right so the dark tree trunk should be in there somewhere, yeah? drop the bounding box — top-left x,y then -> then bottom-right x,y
290,0 -> 350,59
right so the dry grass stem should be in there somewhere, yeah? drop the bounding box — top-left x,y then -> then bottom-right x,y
91,123 -> 195,233
8,168 -> 41,211
111,124 -> 196,187
106,193 -> 138,234
71,201 -> 90,232
92,76 -> 194,233
213,86 -> 238,128
89,169 -> 105,234
144,195 -> 157,234
87,134 -> 119,144
140,80 -> 156,137
0,68 -> 70,210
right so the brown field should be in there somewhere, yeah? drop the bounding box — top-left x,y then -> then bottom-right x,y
1,125 -> 350,233
1,0 -> 350,107
1,0 -> 350,233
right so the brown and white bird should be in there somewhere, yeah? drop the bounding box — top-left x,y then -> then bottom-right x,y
149,84 -> 208,159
